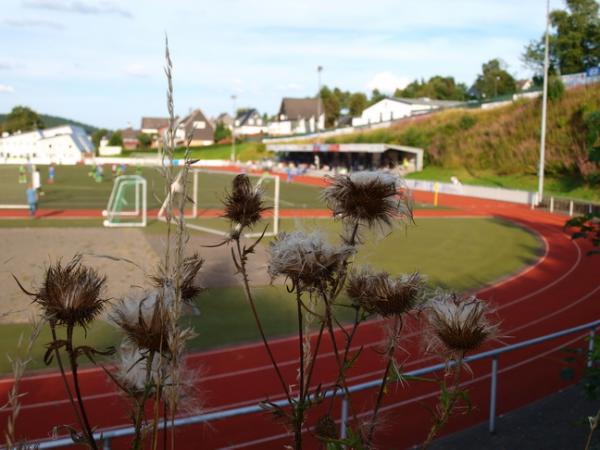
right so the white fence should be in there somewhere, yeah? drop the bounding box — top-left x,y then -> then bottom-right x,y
405,179 -> 537,205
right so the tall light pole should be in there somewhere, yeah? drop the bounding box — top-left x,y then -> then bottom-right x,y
231,94 -> 237,163
316,65 -> 323,135
538,0 -> 550,204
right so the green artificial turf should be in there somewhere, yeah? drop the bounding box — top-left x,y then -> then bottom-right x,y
0,217 -> 541,373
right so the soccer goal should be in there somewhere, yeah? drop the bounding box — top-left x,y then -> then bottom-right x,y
102,175 -> 147,227
157,168 -> 280,238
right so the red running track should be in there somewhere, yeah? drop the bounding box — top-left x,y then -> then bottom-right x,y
0,181 -> 599,449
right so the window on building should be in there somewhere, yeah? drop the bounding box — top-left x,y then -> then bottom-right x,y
193,121 -> 206,129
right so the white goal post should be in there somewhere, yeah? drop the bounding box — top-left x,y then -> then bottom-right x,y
102,175 -> 147,227
157,168 -> 280,238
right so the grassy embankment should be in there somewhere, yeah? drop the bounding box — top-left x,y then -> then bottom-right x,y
321,84 -> 600,201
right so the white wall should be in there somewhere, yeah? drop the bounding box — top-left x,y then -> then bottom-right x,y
352,99 -> 438,127
0,125 -> 93,164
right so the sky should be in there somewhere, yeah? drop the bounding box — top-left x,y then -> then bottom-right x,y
0,0 -> 554,129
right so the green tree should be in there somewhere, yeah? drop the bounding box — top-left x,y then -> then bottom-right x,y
319,86 -> 341,127
214,121 -> 232,142
3,106 -> 44,133
370,89 -> 386,105
137,133 -> 152,149
523,0 -> 600,76
472,59 -> 517,99
348,92 -> 369,116
108,131 -> 123,147
91,129 -> 109,149
395,76 -> 467,100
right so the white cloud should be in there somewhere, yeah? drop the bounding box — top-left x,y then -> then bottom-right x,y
23,0 -> 132,19
0,84 -> 15,93
366,72 -> 411,94
124,64 -> 148,77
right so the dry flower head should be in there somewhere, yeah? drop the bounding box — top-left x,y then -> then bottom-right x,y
426,293 -> 498,357
15,255 -> 108,328
222,174 -> 269,229
322,171 -> 413,233
268,231 -> 355,291
151,253 -> 204,303
347,268 -> 424,317
111,292 -> 173,355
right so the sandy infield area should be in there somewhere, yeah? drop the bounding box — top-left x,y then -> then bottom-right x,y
0,227 -> 271,323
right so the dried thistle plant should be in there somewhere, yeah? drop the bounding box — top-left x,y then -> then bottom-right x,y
422,293 -> 499,448
14,256 -> 112,450
347,268 -> 425,317
425,293 -> 498,360
268,231 -> 355,292
223,174 -> 270,232
322,171 -> 413,243
15,255 -> 108,329
150,252 -> 204,304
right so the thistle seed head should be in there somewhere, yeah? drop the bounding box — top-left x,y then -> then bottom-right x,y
347,268 -> 424,317
322,171 -> 413,232
151,253 -> 204,303
222,174 -> 269,229
111,292 -> 172,355
18,255 -> 108,328
425,293 -> 498,357
268,231 -> 354,292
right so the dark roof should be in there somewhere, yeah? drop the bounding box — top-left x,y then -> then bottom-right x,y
279,98 -> 323,121
235,109 -> 260,126
141,117 -> 169,130
120,128 -> 140,140
180,109 -> 214,142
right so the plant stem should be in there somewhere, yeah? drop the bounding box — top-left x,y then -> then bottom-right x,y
422,356 -> 464,449
50,325 -> 85,436
321,289 -> 358,426
235,237 -> 292,404
584,408 -> 600,450
294,290 -> 305,450
66,324 -> 98,450
366,317 -> 402,446
132,351 -> 156,450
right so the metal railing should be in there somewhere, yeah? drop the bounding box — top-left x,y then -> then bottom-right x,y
535,195 -> 600,217
33,319 -> 600,449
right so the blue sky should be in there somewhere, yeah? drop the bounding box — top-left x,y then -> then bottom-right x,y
0,0 -> 552,129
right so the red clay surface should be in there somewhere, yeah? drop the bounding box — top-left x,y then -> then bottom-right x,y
0,172 -> 598,449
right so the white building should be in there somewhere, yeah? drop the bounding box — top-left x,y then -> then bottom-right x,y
352,97 -> 464,127
234,109 -> 268,137
0,125 -> 94,164
268,98 -> 325,136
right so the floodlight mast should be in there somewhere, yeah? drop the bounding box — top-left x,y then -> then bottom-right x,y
317,65 -> 323,136
538,0 -> 550,204
231,94 -> 237,163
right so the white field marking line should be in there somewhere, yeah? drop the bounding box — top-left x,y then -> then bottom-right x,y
7,217 -> 584,407
216,334 -> 587,450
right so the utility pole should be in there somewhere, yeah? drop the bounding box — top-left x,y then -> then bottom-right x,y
231,94 -> 237,163
538,0 -> 550,204
316,65 -> 323,135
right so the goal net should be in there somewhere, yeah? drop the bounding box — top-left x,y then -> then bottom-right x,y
102,175 -> 147,227
157,168 -> 280,238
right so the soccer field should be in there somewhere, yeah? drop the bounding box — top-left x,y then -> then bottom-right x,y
0,165 -> 440,211
0,165 -> 324,210
0,216 -> 541,373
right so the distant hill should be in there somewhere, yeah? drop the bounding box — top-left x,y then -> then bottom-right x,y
0,113 -> 100,135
